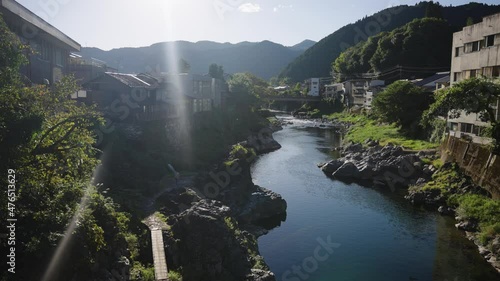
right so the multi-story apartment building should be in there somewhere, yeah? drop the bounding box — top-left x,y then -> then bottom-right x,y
1,0 -> 80,85
343,79 -> 384,109
448,12 -> 500,142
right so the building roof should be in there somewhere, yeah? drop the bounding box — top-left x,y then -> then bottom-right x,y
1,0 -> 80,51
414,72 -> 450,87
106,72 -> 157,88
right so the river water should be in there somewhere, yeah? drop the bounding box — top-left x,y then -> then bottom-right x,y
253,116 -> 499,281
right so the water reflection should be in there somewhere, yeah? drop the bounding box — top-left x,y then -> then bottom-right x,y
254,121 -> 498,281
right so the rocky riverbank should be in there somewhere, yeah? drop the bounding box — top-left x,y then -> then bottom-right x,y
154,128 -> 286,281
319,140 -> 500,274
318,141 -> 438,189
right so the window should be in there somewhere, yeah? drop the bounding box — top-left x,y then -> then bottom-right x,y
460,123 -> 473,133
453,72 -> 461,82
472,125 -> 481,136
54,49 -> 63,66
470,69 -> 477,78
472,41 -> 480,52
455,47 -> 460,57
464,41 -> 481,53
493,66 -> 500,78
450,122 -> 458,131
486,35 -> 495,47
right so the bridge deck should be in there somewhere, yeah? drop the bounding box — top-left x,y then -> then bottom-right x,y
261,96 -> 322,102
151,229 -> 169,281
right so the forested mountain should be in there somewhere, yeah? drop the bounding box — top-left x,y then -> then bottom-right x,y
288,39 -> 317,51
333,17 -> 453,81
79,40 -> 314,80
279,1 -> 500,82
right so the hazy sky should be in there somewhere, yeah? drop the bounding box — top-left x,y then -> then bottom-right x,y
16,0 -> 500,50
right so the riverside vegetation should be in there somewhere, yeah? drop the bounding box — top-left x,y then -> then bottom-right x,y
0,12 -> 285,280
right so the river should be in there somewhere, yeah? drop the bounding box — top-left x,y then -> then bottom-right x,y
252,116 -> 499,281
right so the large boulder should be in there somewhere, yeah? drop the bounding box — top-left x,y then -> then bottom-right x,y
239,187 -> 287,224
247,131 -> 282,154
343,143 -> 363,154
321,159 -> 345,175
333,162 -> 360,180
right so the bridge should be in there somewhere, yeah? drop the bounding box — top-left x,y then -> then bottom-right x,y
151,229 -> 169,281
144,213 -> 170,281
260,95 -> 322,102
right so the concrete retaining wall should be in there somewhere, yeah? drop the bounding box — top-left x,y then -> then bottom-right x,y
442,135 -> 500,199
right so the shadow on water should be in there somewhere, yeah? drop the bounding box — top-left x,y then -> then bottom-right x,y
254,213 -> 288,230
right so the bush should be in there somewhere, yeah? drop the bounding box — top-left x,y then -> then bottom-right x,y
130,262 -> 155,281
168,270 -> 183,281
429,118 -> 447,144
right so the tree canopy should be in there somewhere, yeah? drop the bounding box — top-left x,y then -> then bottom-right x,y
422,77 -> 500,151
178,58 -> 191,73
208,63 -> 224,79
373,80 -> 433,137
0,14 -> 138,280
333,18 -> 452,81
425,1 -> 443,19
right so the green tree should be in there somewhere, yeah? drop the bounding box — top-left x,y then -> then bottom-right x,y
208,63 -> 224,79
373,80 -> 433,137
425,1 -> 443,19
466,16 -> 474,26
422,77 -> 500,152
178,58 -> 190,73
0,13 -> 133,280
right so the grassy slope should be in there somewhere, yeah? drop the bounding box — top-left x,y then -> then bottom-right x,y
329,113 -> 438,150
415,164 -> 500,246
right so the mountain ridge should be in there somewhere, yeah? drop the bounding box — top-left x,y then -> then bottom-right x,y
79,40 -> 316,79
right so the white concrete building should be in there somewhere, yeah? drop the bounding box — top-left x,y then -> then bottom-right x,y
448,12 -> 500,142
307,78 -> 320,96
323,83 -> 344,99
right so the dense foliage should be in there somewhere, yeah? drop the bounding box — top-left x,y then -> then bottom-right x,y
280,2 -> 500,82
373,81 -> 433,138
333,18 -> 452,81
422,77 -> 500,152
0,14 -> 148,280
227,72 -> 271,108
208,63 -> 224,79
